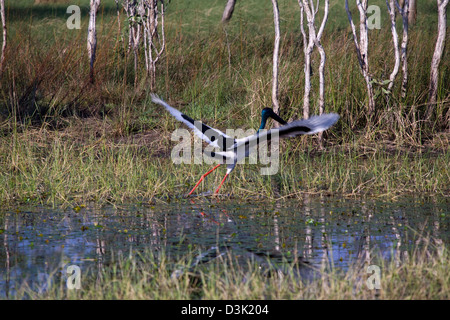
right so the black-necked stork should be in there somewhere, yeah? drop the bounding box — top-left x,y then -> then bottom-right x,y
151,94 -> 339,196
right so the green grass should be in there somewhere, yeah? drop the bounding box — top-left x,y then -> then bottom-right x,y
10,243 -> 450,300
0,121 -> 447,206
0,0 -> 448,206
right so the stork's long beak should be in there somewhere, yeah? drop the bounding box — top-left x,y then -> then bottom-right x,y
269,110 -> 287,126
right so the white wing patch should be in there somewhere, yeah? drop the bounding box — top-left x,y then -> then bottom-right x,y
234,113 -> 339,148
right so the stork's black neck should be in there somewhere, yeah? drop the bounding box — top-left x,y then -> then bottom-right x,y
258,108 -> 287,132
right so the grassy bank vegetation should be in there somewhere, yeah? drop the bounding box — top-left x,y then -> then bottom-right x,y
13,243 -> 449,299
1,122 -> 448,205
0,0 -> 448,206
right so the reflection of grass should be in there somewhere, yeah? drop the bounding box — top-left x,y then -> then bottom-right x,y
0,1 -> 448,205
13,244 -> 450,299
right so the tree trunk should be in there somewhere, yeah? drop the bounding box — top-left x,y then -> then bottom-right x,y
298,0 -> 329,147
0,0 -> 6,77
87,0 -> 101,84
358,0 -> 375,114
345,0 -> 375,115
427,0 -> 449,119
316,0 -> 329,116
397,0 -> 409,98
143,0 -> 166,91
408,0 -> 416,25
222,0 -> 236,23
303,37 -> 313,120
399,0 -> 416,25
299,0 -> 329,121
299,2 -> 309,119
387,0 -> 400,92
300,0 -> 316,120
270,0 -> 281,122
315,37 -> 327,148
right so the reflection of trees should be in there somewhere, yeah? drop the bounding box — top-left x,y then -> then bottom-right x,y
3,214 -> 10,298
1,199 -> 447,297
390,211 -> 403,267
273,203 -> 280,252
433,219 -> 444,257
356,201 -> 372,265
303,195 -> 313,260
319,198 -> 328,267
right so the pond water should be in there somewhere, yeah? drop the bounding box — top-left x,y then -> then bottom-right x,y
0,196 -> 448,297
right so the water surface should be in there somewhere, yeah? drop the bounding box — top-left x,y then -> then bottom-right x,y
1,197 -> 448,297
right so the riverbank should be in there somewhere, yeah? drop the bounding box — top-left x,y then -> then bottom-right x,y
0,118 -> 448,207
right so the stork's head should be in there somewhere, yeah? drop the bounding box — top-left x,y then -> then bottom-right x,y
258,108 -> 287,132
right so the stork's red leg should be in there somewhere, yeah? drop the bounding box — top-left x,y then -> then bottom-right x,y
188,164 -> 221,196
214,173 -> 229,194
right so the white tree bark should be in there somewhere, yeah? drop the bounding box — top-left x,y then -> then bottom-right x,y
396,0 -> 409,98
399,0 -> 416,25
427,0 -> 449,118
345,0 -> 375,115
120,1 -> 166,89
317,1 -> 329,113
299,0 -> 329,120
87,0 -> 101,83
387,0 -> 400,92
299,0 -> 329,147
222,0 -> 237,23
143,0 -> 166,91
271,0 -> 281,122
299,1 -> 314,120
122,0 -> 143,85
0,0 -> 6,76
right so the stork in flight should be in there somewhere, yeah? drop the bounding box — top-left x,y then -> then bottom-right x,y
151,94 -> 339,196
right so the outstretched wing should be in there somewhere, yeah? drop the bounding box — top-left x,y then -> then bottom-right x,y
151,94 -> 236,150
234,113 -> 339,148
